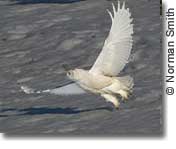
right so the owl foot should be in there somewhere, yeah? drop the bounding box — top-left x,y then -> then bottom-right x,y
101,94 -> 120,109
118,89 -> 131,102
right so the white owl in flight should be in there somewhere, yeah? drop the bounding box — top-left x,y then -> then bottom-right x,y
21,1 -> 134,109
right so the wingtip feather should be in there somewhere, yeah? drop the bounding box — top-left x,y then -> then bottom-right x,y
106,9 -> 113,22
122,1 -> 126,9
117,1 -> 120,11
112,3 -> 116,15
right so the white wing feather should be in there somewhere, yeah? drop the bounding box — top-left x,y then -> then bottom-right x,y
90,1 -> 133,76
21,83 -> 86,95
49,83 -> 86,95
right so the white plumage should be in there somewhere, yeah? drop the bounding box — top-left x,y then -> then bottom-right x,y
90,2 -> 133,76
21,1 -> 134,109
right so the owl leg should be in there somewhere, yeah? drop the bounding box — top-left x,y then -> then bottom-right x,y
101,94 -> 120,109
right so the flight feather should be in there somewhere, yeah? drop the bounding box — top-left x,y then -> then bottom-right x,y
90,1 -> 133,76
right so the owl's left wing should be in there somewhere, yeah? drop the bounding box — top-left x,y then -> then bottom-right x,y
90,1 -> 133,76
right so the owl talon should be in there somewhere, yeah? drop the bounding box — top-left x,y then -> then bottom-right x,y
101,94 -> 120,109
115,105 -> 120,110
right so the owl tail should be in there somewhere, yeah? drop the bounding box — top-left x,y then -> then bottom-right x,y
117,75 -> 134,90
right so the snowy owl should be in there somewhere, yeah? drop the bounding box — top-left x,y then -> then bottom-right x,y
21,1 -> 134,109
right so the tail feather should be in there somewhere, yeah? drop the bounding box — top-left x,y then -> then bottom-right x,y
117,75 -> 134,89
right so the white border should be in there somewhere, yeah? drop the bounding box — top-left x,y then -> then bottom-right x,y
1,0 -> 176,148
164,0 -> 176,146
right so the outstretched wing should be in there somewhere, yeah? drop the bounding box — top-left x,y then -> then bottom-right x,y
49,83 -> 86,95
90,1 -> 133,76
21,83 -> 86,95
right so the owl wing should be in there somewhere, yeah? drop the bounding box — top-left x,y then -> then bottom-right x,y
21,83 -> 86,95
90,1 -> 133,76
49,83 -> 86,95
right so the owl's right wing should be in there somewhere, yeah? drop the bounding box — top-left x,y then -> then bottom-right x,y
21,83 -> 86,95
49,83 -> 86,95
